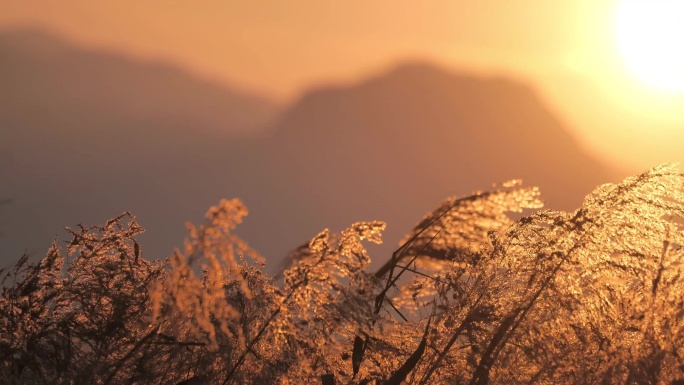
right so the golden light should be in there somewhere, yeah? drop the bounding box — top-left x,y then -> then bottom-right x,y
614,0 -> 684,93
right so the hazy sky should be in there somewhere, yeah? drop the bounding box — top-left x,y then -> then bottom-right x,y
0,0 -> 615,97
2,0 -> 683,169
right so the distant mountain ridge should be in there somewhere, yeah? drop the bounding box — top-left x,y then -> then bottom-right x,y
0,29 -> 620,270
0,28 -> 282,262
235,62 -> 618,266
0,28 -> 280,138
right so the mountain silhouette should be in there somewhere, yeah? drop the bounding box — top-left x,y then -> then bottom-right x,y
0,30 -> 619,270
0,29 -> 280,262
236,62 -> 619,268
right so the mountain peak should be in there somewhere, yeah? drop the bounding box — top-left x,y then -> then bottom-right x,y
0,27 -> 281,138
385,60 -> 449,76
0,27 -> 81,55
279,60 -> 566,145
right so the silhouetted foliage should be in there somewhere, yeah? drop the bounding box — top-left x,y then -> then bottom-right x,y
2,165 -> 683,384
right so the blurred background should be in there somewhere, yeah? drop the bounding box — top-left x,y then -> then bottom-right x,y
1,0 -> 683,270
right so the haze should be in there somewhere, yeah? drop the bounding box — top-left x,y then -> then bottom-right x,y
1,0 -> 683,266
3,0 -> 684,168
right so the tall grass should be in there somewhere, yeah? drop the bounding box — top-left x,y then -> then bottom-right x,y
1,165 -> 683,384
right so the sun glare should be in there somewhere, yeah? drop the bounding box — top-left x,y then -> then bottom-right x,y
615,0 -> 684,93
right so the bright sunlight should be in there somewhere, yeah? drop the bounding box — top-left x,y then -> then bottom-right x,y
615,0 -> 684,93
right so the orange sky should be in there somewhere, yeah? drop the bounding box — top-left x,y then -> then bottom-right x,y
1,0 -> 683,170
0,0 -> 613,97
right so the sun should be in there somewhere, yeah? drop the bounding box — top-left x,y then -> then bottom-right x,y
614,0 -> 684,93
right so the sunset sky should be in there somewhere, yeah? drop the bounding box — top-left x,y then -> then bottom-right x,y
2,0 -> 683,169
